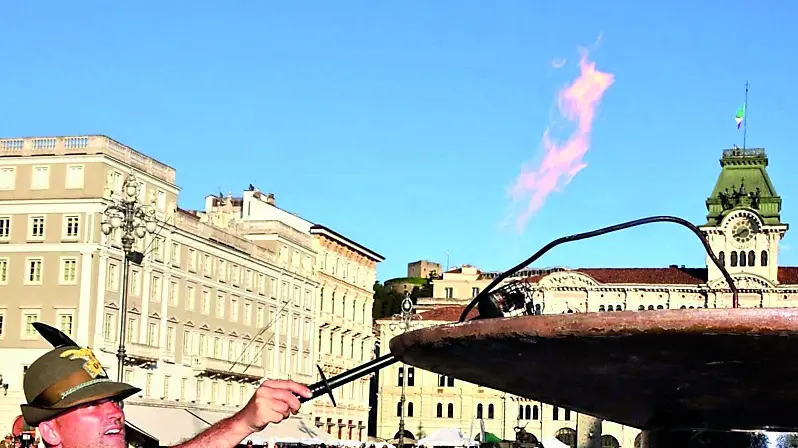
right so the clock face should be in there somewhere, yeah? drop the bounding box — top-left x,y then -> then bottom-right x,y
730,216 -> 757,247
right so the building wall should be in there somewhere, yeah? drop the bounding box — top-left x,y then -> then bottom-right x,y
0,136 -> 327,437
312,227 -> 382,441
407,261 -> 441,279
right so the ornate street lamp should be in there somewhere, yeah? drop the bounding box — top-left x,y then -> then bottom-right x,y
100,173 -> 159,383
388,296 -> 421,448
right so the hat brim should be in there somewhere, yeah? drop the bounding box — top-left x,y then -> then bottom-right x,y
21,380 -> 140,427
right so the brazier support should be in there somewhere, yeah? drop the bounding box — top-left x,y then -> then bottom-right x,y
576,413 -> 601,448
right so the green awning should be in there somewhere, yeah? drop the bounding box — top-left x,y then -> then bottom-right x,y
474,432 -> 502,443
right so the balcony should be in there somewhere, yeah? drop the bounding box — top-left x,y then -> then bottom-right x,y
123,342 -> 160,368
191,355 -> 265,383
0,135 -> 176,184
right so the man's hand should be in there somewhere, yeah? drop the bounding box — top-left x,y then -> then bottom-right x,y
238,380 -> 312,433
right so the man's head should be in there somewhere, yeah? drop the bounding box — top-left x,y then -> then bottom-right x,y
20,346 -> 140,448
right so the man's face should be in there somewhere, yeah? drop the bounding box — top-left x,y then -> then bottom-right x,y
43,399 -> 125,448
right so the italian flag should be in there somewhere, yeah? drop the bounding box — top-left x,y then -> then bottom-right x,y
735,104 -> 745,129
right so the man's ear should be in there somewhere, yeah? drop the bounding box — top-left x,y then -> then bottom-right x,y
38,420 -> 62,447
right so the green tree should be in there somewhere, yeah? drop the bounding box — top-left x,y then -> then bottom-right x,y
372,282 -> 404,319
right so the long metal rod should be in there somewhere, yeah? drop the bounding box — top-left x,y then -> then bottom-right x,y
299,354 -> 397,403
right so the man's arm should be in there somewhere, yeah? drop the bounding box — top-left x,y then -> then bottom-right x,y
173,380 -> 312,448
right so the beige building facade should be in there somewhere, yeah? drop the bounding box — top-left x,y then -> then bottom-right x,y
0,135 -> 382,442
311,225 -> 383,440
376,147 -> 798,448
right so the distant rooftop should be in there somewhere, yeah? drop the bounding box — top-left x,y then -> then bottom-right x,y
0,135 -> 176,184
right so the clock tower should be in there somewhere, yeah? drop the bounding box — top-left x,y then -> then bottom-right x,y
700,147 -> 789,284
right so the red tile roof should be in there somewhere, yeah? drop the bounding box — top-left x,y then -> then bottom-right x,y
418,306 -> 478,321
778,267 -> 798,284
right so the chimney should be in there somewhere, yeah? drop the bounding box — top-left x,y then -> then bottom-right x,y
669,264 -> 678,269
266,193 -> 275,205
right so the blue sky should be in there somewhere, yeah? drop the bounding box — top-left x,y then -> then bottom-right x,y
2,1 -> 797,281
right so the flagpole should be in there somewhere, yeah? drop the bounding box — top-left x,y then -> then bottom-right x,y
743,81 -> 749,149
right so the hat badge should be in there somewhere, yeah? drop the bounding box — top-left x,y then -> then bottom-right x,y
60,348 -> 106,379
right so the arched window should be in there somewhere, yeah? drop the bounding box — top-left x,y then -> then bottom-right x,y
748,251 -> 756,267
488,404 -> 495,419
739,251 -> 747,267
525,405 -> 531,420
762,250 -> 769,266
555,428 -> 576,448
532,405 -> 539,420
647,305 -> 654,310
476,404 -> 483,419
731,251 -> 738,267
396,402 -> 402,417
407,402 -> 414,417
553,406 -> 560,420
564,409 -> 571,420
437,403 -> 443,418
656,305 -> 664,310
599,305 -> 606,312
518,405 -> 524,420
638,305 -> 645,310
680,305 -> 687,309
602,435 -> 620,448
447,403 -> 454,418
719,251 -> 725,266
534,304 -> 542,315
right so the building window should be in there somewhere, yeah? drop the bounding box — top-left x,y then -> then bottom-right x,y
533,405 -> 539,420
63,215 -> 80,239
762,250 -> 769,266
0,216 -> 9,240
731,251 -> 738,267
58,312 -> 74,336
147,322 -> 158,346
476,404 -> 483,419
407,402 -> 414,417
445,287 -> 454,299
29,216 -> 45,239
202,290 -> 211,314
145,373 -> 153,397
396,402 -> 402,417
230,298 -> 239,322
0,258 -> 8,284
0,311 -> 4,339
564,409 -> 571,420
103,312 -> 115,339
31,166 -> 49,190
748,250 -> 756,267
157,190 -> 166,211
0,167 -> 15,190
166,326 -> 175,351
472,287 -> 480,298
397,367 -> 404,386
488,404 -> 495,419
25,258 -> 43,284
553,406 -> 560,420
739,250 -> 747,267
719,251 -> 725,266
169,282 -> 179,306
186,285 -> 195,310
60,258 -> 78,284
447,403 -> 454,418
437,403 -> 443,418
22,311 -> 40,338
66,164 -> 85,189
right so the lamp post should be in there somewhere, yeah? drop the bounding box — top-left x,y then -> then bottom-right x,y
100,173 -> 158,383
389,296 -> 420,448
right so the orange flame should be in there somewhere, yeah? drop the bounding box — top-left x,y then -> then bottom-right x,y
509,51 -> 614,231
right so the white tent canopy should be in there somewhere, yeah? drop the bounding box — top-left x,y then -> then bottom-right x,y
417,428 -> 478,447
542,437 -> 570,448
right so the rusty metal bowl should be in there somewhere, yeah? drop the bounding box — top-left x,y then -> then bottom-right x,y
389,308 -> 798,432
